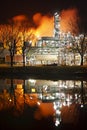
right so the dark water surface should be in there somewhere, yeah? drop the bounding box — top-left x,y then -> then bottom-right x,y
0,77 -> 87,130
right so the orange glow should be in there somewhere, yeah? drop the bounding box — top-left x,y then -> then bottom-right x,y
33,13 -> 42,26
34,103 -> 55,120
61,104 -> 79,124
33,13 -> 54,37
7,9 -> 79,46
25,94 -> 38,106
12,15 -> 29,22
60,8 -> 79,34
32,9 -> 79,38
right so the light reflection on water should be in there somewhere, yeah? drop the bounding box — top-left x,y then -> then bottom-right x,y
0,78 -> 87,130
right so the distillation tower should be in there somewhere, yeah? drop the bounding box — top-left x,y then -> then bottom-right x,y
54,12 -> 60,38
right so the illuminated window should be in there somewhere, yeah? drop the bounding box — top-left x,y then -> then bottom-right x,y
31,88 -> 36,93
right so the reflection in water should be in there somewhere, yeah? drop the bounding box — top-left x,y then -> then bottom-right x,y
0,78 -> 87,129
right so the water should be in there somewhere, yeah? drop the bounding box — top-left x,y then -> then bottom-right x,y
0,77 -> 87,130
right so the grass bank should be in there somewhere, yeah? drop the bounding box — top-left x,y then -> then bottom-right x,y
0,65 -> 87,80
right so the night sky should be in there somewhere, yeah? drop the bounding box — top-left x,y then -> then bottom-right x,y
0,0 -> 86,24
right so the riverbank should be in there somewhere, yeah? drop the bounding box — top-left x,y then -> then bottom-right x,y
0,65 -> 87,80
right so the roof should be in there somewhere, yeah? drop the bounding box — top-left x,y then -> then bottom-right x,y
0,48 -> 9,58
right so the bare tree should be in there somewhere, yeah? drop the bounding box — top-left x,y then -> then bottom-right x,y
18,21 -> 35,66
74,34 -> 87,65
7,21 -> 21,67
0,24 -> 9,48
0,24 -> 17,65
73,14 -> 87,66
61,9 -> 87,66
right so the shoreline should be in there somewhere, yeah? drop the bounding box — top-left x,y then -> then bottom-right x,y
0,65 -> 87,80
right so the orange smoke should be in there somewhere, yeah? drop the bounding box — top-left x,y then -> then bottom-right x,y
33,13 -> 42,26
33,9 -> 79,38
12,15 -> 29,22
33,13 -> 54,37
60,8 -> 79,34
9,9 -> 79,42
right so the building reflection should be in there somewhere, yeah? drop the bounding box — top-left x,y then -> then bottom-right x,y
0,78 -> 87,127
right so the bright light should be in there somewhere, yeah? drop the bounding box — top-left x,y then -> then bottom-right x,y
31,88 -> 36,92
37,101 -> 40,105
29,79 -> 36,83
81,104 -> 84,108
9,98 -> 12,102
55,119 -> 60,126
56,110 -> 61,115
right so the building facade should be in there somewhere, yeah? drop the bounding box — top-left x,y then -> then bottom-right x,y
26,12 -> 87,66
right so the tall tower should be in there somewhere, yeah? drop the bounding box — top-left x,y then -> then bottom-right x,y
54,12 -> 60,38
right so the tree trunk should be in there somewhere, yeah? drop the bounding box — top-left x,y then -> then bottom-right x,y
80,55 -> 83,66
23,51 -> 25,67
11,55 -> 13,67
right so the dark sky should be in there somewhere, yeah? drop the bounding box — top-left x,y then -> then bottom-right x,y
0,0 -> 86,24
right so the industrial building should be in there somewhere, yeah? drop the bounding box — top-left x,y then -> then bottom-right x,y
0,12 -> 86,66
27,12 -> 86,66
